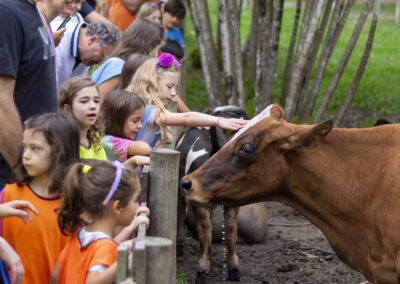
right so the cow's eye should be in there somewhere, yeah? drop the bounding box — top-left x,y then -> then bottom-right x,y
238,143 -> 256,158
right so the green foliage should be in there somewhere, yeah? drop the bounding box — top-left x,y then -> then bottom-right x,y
184,1 -> 400,126
176,269 -> 189,284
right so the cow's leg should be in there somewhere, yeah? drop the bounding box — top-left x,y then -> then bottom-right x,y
224,206 -> 240,281
176,188 -> 186,258
194,206 -> 212,284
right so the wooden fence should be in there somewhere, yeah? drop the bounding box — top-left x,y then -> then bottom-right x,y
117,148 -> 180,284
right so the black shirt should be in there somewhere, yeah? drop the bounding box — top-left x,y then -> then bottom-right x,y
0,0 -> 57,186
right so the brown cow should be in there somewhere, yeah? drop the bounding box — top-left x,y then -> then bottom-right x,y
181,104 -> 400,284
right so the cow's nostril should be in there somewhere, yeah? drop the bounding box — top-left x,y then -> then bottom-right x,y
180,179 -> 192,195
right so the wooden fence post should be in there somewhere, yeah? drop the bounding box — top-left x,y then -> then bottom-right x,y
148,148 -> 180,284
117,242 -> 130,283
133,237 -> 173,284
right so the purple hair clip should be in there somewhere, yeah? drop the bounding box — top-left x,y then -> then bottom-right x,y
157,53 -> 180,70
103,161 -> 125,205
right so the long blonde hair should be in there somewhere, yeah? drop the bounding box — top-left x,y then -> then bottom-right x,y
126,57 -> 179,140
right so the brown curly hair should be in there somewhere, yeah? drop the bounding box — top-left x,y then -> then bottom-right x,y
58,77 -> 104,153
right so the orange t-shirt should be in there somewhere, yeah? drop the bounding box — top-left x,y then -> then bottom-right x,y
1,183 -> 68,284
59,228 -> 118,284
103,0 -> 157,32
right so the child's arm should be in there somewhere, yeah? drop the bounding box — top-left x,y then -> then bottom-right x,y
175,96 -> 190,113
98,76 -> 120,102
128,140 -> 151,156
0,200 -> 38,223
165,110 -> 247,130
50,262 -> 59,284
123,155 -> 150,168
85,262 -> 117,284
0,237 -> 24,284
114,206 -> 150,243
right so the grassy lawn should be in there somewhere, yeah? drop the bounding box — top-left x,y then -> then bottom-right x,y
183,1 -> 400,124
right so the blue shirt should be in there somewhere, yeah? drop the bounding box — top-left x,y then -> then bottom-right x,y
91,57 -> 125,86
166,28 -> 185,46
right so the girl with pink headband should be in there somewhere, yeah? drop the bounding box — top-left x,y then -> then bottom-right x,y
51,160 -> 149,284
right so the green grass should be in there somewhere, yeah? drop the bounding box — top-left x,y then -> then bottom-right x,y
183,1 -> 400,124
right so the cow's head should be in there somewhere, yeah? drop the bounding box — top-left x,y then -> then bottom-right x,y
180,104 -> 333,207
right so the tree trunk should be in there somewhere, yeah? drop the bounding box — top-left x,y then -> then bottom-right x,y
285,0 -> 325,121
301,0 -> 354,121
263,0 -> 284,106
254,0 -> 267,114
313,0 -> 373,123
297,1 -> 333,117
281,0 -> 301,107
187,0 -> 224,106
247,0 -> 260,83
334,0 -> 379,127
228,0 -> 245,108
218,0 -> 235,103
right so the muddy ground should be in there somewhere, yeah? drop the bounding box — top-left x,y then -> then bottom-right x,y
177,202 -> 367,284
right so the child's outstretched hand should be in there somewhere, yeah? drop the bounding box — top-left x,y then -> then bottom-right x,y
217,117 -> 248,130
124,155 -> 150,168
0,200 -> 39,223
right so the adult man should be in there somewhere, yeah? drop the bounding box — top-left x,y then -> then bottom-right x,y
0,0 -> 58,188
56,22 -> 121,90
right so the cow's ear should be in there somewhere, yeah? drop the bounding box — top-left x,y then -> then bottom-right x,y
278,120 -> 333,151
270,105 -> 284,121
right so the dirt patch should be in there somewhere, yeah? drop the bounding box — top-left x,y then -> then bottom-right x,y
177,202 -> 367,284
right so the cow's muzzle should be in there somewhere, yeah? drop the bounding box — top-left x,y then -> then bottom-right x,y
180,178 -> 192,195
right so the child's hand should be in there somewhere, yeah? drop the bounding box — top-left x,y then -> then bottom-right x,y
136,206 -> 150,217
0,200 -> 38,223
217,117 -> 248,130
0,237 -> 24,284
131,215 -> 150,231
124,156 -> 150,168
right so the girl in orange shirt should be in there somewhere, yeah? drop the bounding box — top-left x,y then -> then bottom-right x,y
52,159 -> 149,284
0,113 -> 81,284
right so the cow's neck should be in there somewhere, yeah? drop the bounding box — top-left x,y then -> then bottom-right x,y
276,126 -> 400,276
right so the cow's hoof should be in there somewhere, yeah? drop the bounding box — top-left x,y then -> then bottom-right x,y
195,270 -> 209,284
176,244 -> 184,258
227,268 -> 240,281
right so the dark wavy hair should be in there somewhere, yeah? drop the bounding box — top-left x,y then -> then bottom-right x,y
11,113 -> 81,194
110,18 -> 164,61
58,159 -> 140,235
101,89 -> 145,137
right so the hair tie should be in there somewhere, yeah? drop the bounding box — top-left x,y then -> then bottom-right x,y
156,53 -> 180,70
103,161 -> 125,205
82,165 -> 92,174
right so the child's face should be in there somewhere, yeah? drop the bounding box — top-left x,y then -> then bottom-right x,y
162,11 -> 180,30
71,86 -> 100,130
158,71 -> 179,107
122,107 -> 145,140
148,9 -> 162,25
22,129 -> 52,178
119,191 -> 140,227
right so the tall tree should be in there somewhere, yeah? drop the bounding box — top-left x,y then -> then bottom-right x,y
313,0 -> 374,123
334,0 -> 380,127
285,0 -> 325,121
187,0 -> 224,105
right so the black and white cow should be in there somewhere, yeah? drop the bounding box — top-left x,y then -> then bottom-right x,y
176,106 -> 268,284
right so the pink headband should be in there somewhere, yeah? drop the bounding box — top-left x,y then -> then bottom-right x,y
156,53 -> 180,70
103,161 -> 125,205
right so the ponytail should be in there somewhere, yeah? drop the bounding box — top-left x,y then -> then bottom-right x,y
58,163 -> 87,235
